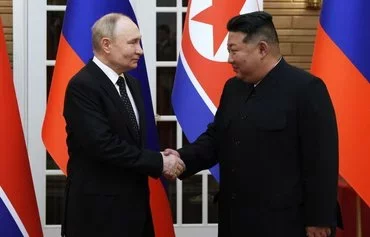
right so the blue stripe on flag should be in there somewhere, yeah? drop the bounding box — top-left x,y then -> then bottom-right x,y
172,57 -> 220,181
320,0 -> 370,82
0,197 -> 23,237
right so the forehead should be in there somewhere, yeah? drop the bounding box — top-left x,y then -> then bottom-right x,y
114,17 -> 141,39
227,31 -> 247,46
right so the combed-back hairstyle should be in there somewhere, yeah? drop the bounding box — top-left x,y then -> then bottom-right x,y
227,11 -> 279,44
91,13 -> 128,52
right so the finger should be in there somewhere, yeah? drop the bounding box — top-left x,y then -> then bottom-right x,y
318,228 -> 330,237
177,158 -> 185,166
326,228 -> 331,237
306,232 -> 314,237
175,167 -> 184,176
167,174 -> 177,180
164,148 -> 179,157
316,231 -> 325,237
163,149 -> 173,156
176,159 -> 185,172
305,229 -> 315,237
176,162 -> 186,173
163,173 -> 173,180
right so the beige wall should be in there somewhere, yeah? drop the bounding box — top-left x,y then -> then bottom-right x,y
0,1 -> 320,69
0,0 -> 12,62
265,0 -> 320,70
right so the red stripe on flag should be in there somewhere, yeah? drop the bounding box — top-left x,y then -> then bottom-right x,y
149,178 -> 175,236
311,24 -> 370,206
42,34 -> 84,173
0,18 -> 43,236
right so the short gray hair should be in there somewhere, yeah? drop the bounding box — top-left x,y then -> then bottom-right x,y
91,13 -> 127,52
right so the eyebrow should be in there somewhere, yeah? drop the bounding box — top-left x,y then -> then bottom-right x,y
127,35 -> 142,41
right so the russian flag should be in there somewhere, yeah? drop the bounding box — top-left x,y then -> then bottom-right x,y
41,1 -> 175,236
0,18 -> 43,236
172,0 -> 263,180
311,0 -> 370,206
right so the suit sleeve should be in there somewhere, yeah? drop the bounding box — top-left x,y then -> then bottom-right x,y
63,79 -> 163,178
298,78 -> 339,226
178,79 -> 232,178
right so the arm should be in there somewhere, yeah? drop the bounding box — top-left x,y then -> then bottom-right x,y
298,78 -> 339,227
174,79 -> 234,178
177,121 -> 220,178
64,79 -> 163,178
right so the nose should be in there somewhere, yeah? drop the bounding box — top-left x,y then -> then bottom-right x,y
228,53 -> 233,64
136,44 -> 143,55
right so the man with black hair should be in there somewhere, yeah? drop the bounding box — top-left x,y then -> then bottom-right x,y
166,11 -> 340,237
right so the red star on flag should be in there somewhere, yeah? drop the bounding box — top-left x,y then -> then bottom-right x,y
191,0 -> 246,55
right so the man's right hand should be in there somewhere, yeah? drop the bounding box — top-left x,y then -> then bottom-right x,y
161,151 -> 185,180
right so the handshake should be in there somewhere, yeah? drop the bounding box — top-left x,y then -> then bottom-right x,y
161,149 -> 185,180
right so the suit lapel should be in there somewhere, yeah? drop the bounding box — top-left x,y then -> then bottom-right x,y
86,61 -> 141,144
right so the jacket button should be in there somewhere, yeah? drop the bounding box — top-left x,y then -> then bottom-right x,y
231,168 -> 236,173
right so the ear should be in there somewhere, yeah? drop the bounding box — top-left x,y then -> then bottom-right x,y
258,40 -> 269,58
101,37 -> 112,53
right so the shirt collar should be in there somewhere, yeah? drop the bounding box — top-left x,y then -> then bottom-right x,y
92,56 -> 124,85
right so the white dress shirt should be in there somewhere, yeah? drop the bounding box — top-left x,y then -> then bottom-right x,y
92,56 -> 140,127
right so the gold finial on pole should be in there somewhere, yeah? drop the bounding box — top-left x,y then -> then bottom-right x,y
306,0 -> 322,9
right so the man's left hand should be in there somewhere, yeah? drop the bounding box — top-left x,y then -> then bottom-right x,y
306,226 -> 331,237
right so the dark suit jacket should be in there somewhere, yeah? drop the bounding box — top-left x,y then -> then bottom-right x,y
179,59 -> 339,237
62,60 -> 163,237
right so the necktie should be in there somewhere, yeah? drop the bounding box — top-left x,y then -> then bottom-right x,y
116,76 -> 140,139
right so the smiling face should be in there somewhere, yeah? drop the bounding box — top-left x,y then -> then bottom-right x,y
105,17 -> 143,74
227,31 -> 263,83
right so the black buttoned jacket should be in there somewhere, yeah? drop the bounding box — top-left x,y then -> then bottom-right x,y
179,59 -> 339,237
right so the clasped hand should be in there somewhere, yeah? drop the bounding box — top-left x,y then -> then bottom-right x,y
161,149 -> 185,180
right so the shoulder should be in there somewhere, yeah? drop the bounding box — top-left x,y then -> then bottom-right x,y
281,62 -> 326,90
66,64 -> 100,93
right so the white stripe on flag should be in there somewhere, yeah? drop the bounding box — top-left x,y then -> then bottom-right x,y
0,187 -> 29,237
179,48 -> 217,115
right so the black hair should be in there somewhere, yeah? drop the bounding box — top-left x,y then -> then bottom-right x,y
227,11 -> 279,44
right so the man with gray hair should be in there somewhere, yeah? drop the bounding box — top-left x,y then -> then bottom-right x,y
62,13 -> 184,237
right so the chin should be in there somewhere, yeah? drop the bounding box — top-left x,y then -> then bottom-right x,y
235,74 -> 250,82
127,64 -> 138,71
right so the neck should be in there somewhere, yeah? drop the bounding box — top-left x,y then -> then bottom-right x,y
259,55 -> 282,79
247,55 -> 282,84
94,53 -> 124,75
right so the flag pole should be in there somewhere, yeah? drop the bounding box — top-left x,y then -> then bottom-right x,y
356,194 -> 362,237
255,0 -> 261,11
